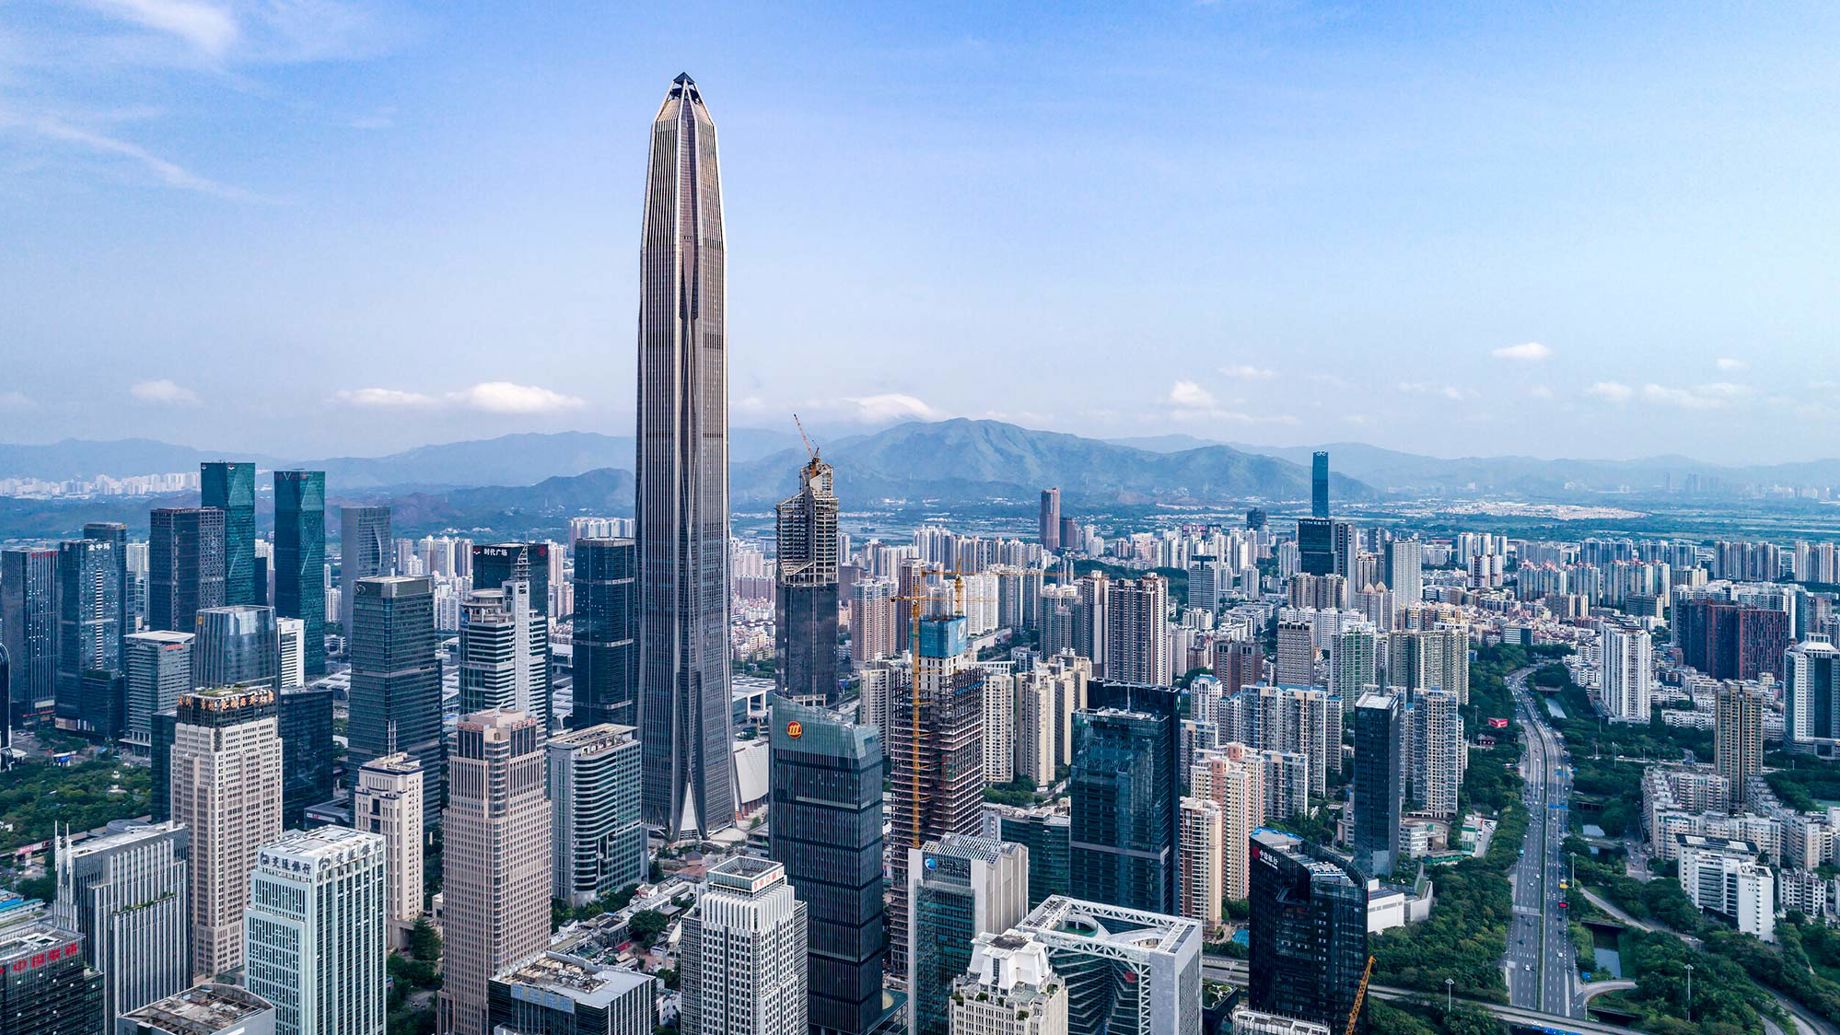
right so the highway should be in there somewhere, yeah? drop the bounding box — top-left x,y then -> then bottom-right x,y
1505,667 -> 1578,1018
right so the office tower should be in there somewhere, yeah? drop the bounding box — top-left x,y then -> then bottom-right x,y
190,605 -> 278,690
990,806 -> 1072,908
1409,689 -> 1462,819
1383,539 -> 1422,607
274,619 -> 303,689
1330,522 -> 1358,582
75,671 -> 125,744
887,615 -> 986,976
200,463 -> 257,607
1246,507 -> 1268,532
50,823 -> 189,1030
765,698 -> 887,1035
1011,896 -> 1203,1035
1296,518 -> 1334,577
571,538 -> 637,728
1248,831 -> 1368,1033
244,828 -> 386,1035
278,686 -> 334,827
776,454 -> 842,706
907,835 -> 1029,1035
1190,746 -> 1264,902
351,753 -> 424,945
251,541 -> 270,609
1213,639 -> 1264,694
1104,576 -> 1171,686
119,984 -> 277,1035
471,542 -> 553,618
636,74 -> 734,841
149,508 -> 226,633
1039,489 -> 1062,551
1069,682 -> 1181,915
124,632 -> 192,748
149,711 -> 177,822
1401,627 -> 1469,704
348,576 -> 442,827
948,932 -> 1068,1035
82,521 -> 129,655
547,724 -> 646,908
338,506 -> 391,631
1599,624 -> 1652,721
0,898 -> 104,1035
439,710 -> 551,1035
1786,636 -> 1840,749
273,472 -> 327,677
1177,797 -> 1222,931
1352,691 -> 1402,876
55,537 -> 122,731
1311,451 -> 1329,519
1716,683 -> 1765,810
169,686 -> 283,979
679,857 -> 808,1035
458,583 -> 550,728
3,546 -> 59,723
0,643 -> 10,769
489,954 -> 656,1035
1275,620 -> 1315,686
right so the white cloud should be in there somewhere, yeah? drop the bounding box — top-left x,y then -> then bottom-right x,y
0,109 -> 259,200
1716,357 -> 1748,372
1219,364 -> 1276,380
1586,381 -> 1633,403
1168,380 -> 1217,408
1396,381 -> 1468,401
131,378 -> 199,405
843,393 -> 940,423
1492,341 -> 1552,362
88,0 -> 240,57
447,381 -> 584,414
1641,382 -> 1751,410
334,387 -> 436,408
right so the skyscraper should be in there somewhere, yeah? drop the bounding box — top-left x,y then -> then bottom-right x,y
1352,691 -> 1402,877
149,508 -> 226,634
190,605 -> 278,690
1275,620 -> 1315,686
351,752 -> 425,947
635,73 -> 734,840
1068,682 -> 1181,915
0,898 -> 104,1035
273,471 -> 327,677
1104,576 -> 1171,686
275,618 -> 304,688
766,697 -> 888,1035
82,522 -> 130,676
1311,451 -> 1329,519
1177,797 -> 1223,932
1676,598 -> 1794,681
1785,636 -> 1840,750
679,857 -> 808,1035
458,583 -> 550,729
906,835 -> 1029,1035
1409,689 -> 1462,820
55,537 -> 122,733
947,933 -> 1068,1035
570,538 -> 637,728
51,822 -> 190,1031
3,546 -> 60,723
169,686 -> 283,980
348,576 -> 443,827
776,453 -> 841,706
471,542 -> 553,617
1010,896 -> 1203,1035
278,686 -> 335,828
1039,489 -> 1062,552
1248,831 -> 1368,1033
124,632 -> 192,748
489,955 -> 656,1035
1383,539 -> 1422,608
1296,519 -> 1335,578
1401,627 -> 1470,704
1716,683 -> 1764,809
338,506 -> 391,632
1599,623 -> 1652,721
200,463 -> 258,607
546,724 -> 646,908
244,827 -> 387,1035
439,710 -> 551,1035
990,806 -> 1072,909
1189,745 -> 1265,902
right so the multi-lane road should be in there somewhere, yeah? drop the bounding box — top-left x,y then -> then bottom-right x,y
1505,667 -> 1578,1018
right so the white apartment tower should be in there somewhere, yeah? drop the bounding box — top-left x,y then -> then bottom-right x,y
679,856 -> 809,1035
244,826 -> 388,1035
350,752 -> 425,946
1411,688 -> 1464,819
1600,624 -> 1653,721
1177,797 -> 1223,933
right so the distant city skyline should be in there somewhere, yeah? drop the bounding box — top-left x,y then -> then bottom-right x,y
4,5 -> 1840,463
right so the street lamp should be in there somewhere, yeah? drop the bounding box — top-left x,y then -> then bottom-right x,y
1685,962 -> 1695,1021
1446,977 -> 1455,1013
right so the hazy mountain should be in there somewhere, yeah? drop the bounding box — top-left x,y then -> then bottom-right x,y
0,439 -> 288,480
1104,434 -> 1224,453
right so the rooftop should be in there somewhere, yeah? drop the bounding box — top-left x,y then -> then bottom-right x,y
122,984 -> 273,1035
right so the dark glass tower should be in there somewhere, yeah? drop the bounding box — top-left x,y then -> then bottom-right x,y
768,697 -> 886,1035
636,73 -> 733,838
1039,487 -> 1061,551
1248,830 -> 1369,1033
147,507 -> 225,633
81,523 -> 129,667
776,455 -> 840,705
200,462 -> 258,606
994,807 -> 1071,908
338,505 -> 391,631
273,471 -> 327,677
472,542 -> 552,617
190,605 -> 279,689
1311,450 -> 1330,518
1352,690 -> 1403,876
3,547 -> 60,723
571,539 -> 637,728
1068,681 -> 1181,915
348,575 -> 443,826
55,538 -> 121,733
1296,517 -> 1335,577
278,685 -> 335,826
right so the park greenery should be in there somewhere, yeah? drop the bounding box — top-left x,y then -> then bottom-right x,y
0,756 -> 150,853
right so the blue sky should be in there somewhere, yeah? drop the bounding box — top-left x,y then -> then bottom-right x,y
3,2 -> 1838,463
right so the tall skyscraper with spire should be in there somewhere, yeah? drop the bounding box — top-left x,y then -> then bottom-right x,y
635,73 -> 733,838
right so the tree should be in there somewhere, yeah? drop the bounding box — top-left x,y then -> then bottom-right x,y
629,909 -> 669,947
407,915 -> 441,961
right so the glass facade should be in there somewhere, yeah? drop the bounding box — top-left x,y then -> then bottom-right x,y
570,539 -> 636,729
1311,450 -> 1330,518
1248,831 -> 1369,1032
1069,682 -> 1181,915
148,508 -> 226,633
201,462 -> 259,606
472,542 -> 551,617
279,686 -> 335,827
1296,517 -> 1335,577
349,576 -> 443,826
997,811 -> 1071,908
1352,691 -> 1402,876
3,547 -> 60,722
191,605 -> 279,690
55,538 -> 122,733
273,472 -> 327,677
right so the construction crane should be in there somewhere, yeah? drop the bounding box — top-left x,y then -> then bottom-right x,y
891,567 -> 995,849
1345,954 -> 1375,1035
792,412 -> 817,461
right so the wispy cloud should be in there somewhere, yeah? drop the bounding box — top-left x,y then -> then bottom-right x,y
1219,364 -> 1276,380
334,387 -> 437,408
1586,381 -> 1633,403
334,382 -> 584,414
1492,341 -> 1552,362
87,0 -> 240,58
1168,380 -> 1217,408
1396,381 -> 1469,401
1640,382 -> 1751,410
0,108 -> 262,200
131,378 -> 199,405
1716,357 -> 1748,372
843,393 -> 939,423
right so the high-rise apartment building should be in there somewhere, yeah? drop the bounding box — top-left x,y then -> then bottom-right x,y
1069,682 -> 1181,915
947,932 -> 1068,1035
439,710 -> 551,1035
1401,627 -> 1469,704
766,698 -> 888,1035
54,537 -> 122,732
50,822 -> 190,1030
200,463 -> 258,607
3,546 -> 59,724
244,827 -> 387,1035
1409,688 -> 1463,819
169,686 -> 283,980
1014,668 -> 1058,787
1010,896 -> 1203,1035
1329,623 -> 1379,698
191,605 -> 278,690
338,506 -> 391,632
1676,598 -> 1793,681
1039,489 -> 1061,552
547,724 -> 646,908
635,74 -> 734,840
1599,624 -> 1652,721
571,538 -> 637,729
1177,797 -> 1223,932
351,752 -> 424,946
1383,539 -> 1422,608
273,471 -> 327,677
347,576 -> 442,827
679,857 -> 808,1035
458,582 -> 550,729
1214,639 -> 1264,694
1104,576 -> 1171,686
850,578 -> 899,666
1248,831 -> 1368,1033
776,454 -> 841,706
1189,745 -> 1265,902
0,897 -> 104,1035
149,508 -> 226,634
1311,451 -> 1330,519
907,835 -> 1029,1035
1716,683 -> 1765,810
1275,620 -> 1315,686
1352,691 -> 1402,876
1785,636 -> 1840,750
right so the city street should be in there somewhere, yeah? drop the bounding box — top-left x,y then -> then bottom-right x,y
1504,668 -> 1578,1018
